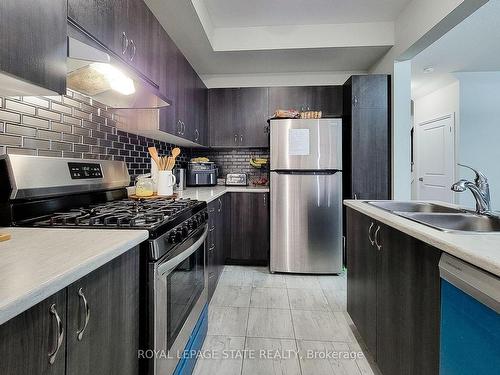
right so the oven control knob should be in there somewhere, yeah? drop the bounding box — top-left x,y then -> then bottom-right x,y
168,231 -> 179,244
188,219 -> 198,230
181,225 -> 189,237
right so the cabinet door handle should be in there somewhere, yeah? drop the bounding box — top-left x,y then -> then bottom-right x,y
48,304 -> 64,365
352,96 -> 358,107
263,194 -> 267,207
76,288 -> 90,341
121,32 -> 129,55
374,226 -> 382,251
129,39 -> 136,62
240,135 -> 243,143
234,134 -> 238,144
218,198 -> 222,212
368,222 -> 375,246
182,121 -> 186,135
194,129 -> 199,142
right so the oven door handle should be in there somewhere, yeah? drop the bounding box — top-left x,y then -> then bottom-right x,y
157,225 -> 208,276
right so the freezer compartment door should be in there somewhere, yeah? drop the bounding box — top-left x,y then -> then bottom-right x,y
270,118 -> 342,170
270,171 -> 343,274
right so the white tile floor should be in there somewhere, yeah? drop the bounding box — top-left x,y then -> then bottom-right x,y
194,266 -> 380,375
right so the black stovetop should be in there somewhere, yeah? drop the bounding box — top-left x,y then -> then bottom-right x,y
9,195 -> 206,238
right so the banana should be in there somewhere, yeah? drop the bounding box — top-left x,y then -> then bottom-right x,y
250,158 -> 269,168
250,159 -> 262,168
190,157 -> 210,163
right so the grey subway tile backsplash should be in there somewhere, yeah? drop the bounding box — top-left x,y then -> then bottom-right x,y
22,115 -> 50,129
0,110 -> 21,123
0,134 -> 22,146
23,138 -> 50,150
5,123 -> 37,137
22,96 -> 50,108
0,89 -> 189,184
191,148 -> 270,184
5,99 -> 36,115
37,129 -> 61,141
37,108 -> 61,121
6,147 -> 36,156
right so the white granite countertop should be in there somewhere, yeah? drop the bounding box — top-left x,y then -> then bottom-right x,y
176,185 -> 269,203
344,200 -> 500,277
0,227 -> 148,325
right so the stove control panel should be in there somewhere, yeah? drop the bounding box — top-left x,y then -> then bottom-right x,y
68,162 -> 103,179
166,209 -> 208,245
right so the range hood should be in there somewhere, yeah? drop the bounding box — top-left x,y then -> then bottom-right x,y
67,25 -> 170,110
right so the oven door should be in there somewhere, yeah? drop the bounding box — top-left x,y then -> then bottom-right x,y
151,225 -> 208,375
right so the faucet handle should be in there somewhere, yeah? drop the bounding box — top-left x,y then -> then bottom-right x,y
458,164 -> 488,185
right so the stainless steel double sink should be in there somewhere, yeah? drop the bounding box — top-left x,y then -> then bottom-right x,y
367,201 -> 500,233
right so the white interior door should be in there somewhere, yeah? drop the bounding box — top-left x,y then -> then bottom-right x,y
415,114 -> 455,202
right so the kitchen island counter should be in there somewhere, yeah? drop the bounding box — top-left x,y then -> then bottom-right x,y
344,200 -> 500,276
0,227 -> 148,325
177,185 -> 269,203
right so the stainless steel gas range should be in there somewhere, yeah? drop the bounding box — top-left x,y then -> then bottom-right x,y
0,154 -> 208,375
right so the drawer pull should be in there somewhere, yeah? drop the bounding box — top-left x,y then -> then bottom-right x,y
48,304 -> 64,365
77,288 -> 90,341
374,226 -> 382,251
368,222 -> 375,246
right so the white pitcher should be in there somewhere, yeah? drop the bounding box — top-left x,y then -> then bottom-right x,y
157,171 -> 176,196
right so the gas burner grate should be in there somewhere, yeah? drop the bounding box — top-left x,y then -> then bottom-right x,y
30,198 -> 200,229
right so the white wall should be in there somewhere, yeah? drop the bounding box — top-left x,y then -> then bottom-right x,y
456,72 -> 500,210
201,71 -> 364,88
414,81 -> 459,125
368,0 -> 485,201
392,61 -> 413,199
413,81 -> 460,200
370,0 -> 486,74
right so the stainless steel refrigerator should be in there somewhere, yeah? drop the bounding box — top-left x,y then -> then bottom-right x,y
270,118 -> 343,274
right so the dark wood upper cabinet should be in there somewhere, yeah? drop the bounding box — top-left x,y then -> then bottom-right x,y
66,247 -> 140,375
228,192 -> 269,265
0,0 -> 67,95
209,87 -> 269,148
127,0 -> 161,85
68,0 -> 160,85
158,29 -> 181,136
68,0 -> 127,58
268,86 -> 343,117
209,88 -> 238,147
237,87 -> 269,147
343,75 -> 391,201
194,75 -> 208,145
0,289 -> 67,375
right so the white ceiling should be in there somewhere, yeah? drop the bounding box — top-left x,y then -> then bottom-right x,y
205,0 -> 410,27
412,0 -> 500,99
145,0 -> 410,86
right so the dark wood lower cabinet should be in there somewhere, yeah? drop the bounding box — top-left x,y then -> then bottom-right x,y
228,192 -> 269,265
207,195 -> 229,300
0,289 -> 67,375
346,207 -> 441,375
346,209 -> 377,355
377,224 -> 441,375
0,248 -> 140,375
66,246 -> 140,375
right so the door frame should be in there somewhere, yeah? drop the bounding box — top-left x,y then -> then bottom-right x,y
414,113 -> 456,202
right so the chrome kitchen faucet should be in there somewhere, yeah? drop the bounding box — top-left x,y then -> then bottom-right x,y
451,164 -> 492,215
